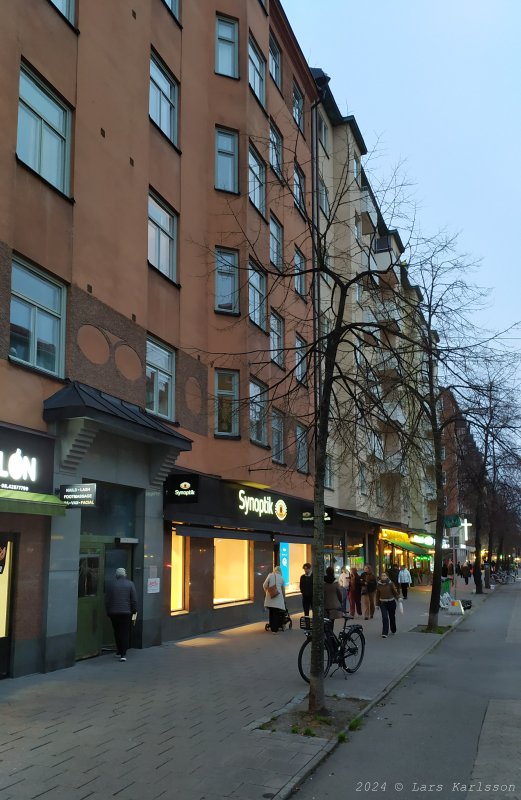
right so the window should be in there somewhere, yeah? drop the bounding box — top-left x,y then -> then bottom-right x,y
294,247 -> 305,296
284,543 -> 309,593
293,162 -> 305,213
353,155 -> 360,184
216,16 -> 238,78
270,312 -> 284,367
318,113 -> 328,150
248,146 -> 265,214
319,178 -> 329,215
146,339 -> 174,419
359,466 -> 367,496
269,122 -> 283,178
295,424 -> 308,473
355,280 -> 363,303
354,215 -> 361,242
9,260 -> 65,375
17,67 -> 71,193
292,82 -> 304,130
248,263 -> 266,328
269,214 -> 283,270
162,0 -> 179,18
376,480 -> 383,507
149,55 -> 178,145
215,248 -> 239,313
269,34 -> 281,88
295,335 -> 307,383
214,539 -> 251,605
250,379 -> 268,445
272,410 -> 284,463
440,446 -> 446,461
170,530 -> 185,612
248,37 -> 265,105
215,370 -> 239,435
49,0 -> 74,22
324,453 -> 333,489
148,193 -> 177,280
215,128 -> 238,192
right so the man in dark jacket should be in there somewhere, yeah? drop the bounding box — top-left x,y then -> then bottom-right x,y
105,567 -> 137,662
299,563 -> 313,616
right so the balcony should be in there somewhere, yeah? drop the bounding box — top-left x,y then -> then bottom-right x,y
360,188 -> 378,233
380,451 -> 406,476
374,350 -> 399,374
424,481 -> 436,501
382,401 -> 406,426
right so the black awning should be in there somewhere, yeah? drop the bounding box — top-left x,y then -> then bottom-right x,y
43,381 -> 192,451
174,527 -> 272,542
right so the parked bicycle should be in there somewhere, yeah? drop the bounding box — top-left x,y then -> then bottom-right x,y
297,614 -> 365,683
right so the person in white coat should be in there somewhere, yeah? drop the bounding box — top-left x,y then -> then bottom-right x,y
397,565 -> 412,599
263,566 -> 286,633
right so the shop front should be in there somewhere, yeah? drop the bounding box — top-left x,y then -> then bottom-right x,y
0,424 -> 65,678
163,475 -> 314,640
379,529 -> 433,581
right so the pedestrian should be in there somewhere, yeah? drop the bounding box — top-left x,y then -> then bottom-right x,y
397,564 -> 412,599
105,567 -> 137,662
387,562 -> 399,586
348,567 -> 362,617
263,566 -> 285,633
299,562 -> 313,616
338,566 -> 350,612
376,571 -> 400,638
360,564 -> 377,619
461,561 -> 470,585
324,566 -> 343,630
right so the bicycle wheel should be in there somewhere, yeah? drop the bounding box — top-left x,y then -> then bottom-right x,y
343,629 -> 365,673
297,637 -> 331,684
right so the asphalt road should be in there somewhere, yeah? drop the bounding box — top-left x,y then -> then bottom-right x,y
293,583 -> 521,800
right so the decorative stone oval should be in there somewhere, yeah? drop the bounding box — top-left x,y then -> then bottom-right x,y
77,325 -> 110,365
114,343 -> 142,381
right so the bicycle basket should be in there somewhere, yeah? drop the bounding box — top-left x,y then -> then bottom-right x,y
299,616 -> 312,630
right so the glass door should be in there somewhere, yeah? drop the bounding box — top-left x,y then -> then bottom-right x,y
0,536 -> 14,679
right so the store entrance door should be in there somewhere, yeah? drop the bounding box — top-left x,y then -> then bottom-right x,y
0,535 -> 14,679
76,538 -> 132,660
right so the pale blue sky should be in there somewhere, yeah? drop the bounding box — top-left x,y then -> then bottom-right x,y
282,0 -> 521,336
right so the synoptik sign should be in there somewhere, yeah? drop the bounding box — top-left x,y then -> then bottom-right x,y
238,489 -> 288,521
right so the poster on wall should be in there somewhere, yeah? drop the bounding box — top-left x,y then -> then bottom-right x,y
279,542 -> 289,587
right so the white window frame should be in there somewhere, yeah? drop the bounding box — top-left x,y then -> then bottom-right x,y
319,178 -> 330,216
353,155 -> 361,184
149,55 -> 178,146
272,410 -> 284,463
49,0 -> 74,22
250,379 -> 268,445
355,280 -> 363,303
148,192 -> 177,281
215,248 -> 239,313
360,466 -> 368,496
216,16 -> 239,78
9,259 -> 66,376
146,338 -> 175,420
269,122 -> 283,178
215,370 -> 240,436
294,247 -> 305,296
269,214 -> 283,270
248,263 -> 266,328
269,34 -> 282,88
324,453 -> 333,490
17,66 -> 71,194
248,145 -> 265,214
270,312 -> 284,367
354,215 -> 361,242
215,128 -> 238,192
296,424 -> 308,473
318,113 -> 328,151
295,334 -> 307,383
293,162 -> 305,213
292,82 -> 304,130
248,36 -> 265,105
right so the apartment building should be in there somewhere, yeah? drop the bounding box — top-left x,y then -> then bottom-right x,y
0,0 -> 318,677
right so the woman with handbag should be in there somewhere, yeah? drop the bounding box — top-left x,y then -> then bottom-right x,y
263,566 -> 285,633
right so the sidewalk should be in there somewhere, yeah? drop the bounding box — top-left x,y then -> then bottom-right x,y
0,580 -> 492,800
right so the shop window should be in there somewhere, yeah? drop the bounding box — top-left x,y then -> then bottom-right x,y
0,539 -> 13,639
214,538 -> 251,605
78,553 -> 99,597
280,542 -> 308,594
170,530 -> 185,613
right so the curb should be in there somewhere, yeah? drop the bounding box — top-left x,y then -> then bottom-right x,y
274,593 -> 492,800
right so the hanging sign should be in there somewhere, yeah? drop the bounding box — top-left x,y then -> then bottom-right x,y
60,483 -> 97,507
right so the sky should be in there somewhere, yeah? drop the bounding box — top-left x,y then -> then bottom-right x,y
282,0 -> 521,337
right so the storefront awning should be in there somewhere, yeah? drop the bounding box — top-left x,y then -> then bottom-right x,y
384,538 -> 430,556
0,489 -> 66,516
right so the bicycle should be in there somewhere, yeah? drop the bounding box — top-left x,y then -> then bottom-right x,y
297,614 -> 365,683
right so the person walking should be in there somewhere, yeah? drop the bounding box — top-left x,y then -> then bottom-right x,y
338,567 -> 350,612
360,564 -> 377,619
388,563 -> 399,586
348,567 -> 362,617
397,564 -> 412,599
263,566 -> 285,633
461,561 -> 471,585
376,571 -> 400,638
299,563 -> 313,616
324,566 -> 343,630
105,567 -> 137,662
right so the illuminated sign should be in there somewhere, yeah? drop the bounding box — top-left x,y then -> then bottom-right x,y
0,428 -> 54,495
164,474 -> 199,504
0,448 -> 37,492
410,535 -> 435,547
60,483 -> 97,507
238,489 -> 288,520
